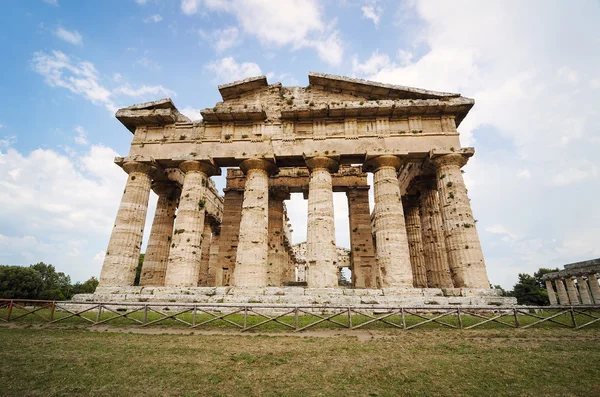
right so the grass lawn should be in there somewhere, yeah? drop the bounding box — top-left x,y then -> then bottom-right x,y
0,326 -> 599,396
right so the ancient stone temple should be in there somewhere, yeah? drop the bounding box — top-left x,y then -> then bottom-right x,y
542,259 -> 600,305
84,73 -> 513,306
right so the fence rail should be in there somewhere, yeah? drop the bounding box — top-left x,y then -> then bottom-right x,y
1,299 -> 599,332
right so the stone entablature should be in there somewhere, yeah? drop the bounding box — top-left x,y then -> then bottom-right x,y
96,73 -> 493,297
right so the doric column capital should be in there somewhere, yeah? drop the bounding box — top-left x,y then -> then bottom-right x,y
305,156 -> 339,173
239,158 -> 278,175
122,161 -> 156,175
363,155 -> 402,173
431,153 -> 468,169
179,160 -> 218,176
151,182 -> 179,198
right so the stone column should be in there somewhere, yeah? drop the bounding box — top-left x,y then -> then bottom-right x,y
139,183 -> 179,286
164,160 -> 217,287
402,194 -> 427,288
207,224 -> 220,286
416,179 -> 454,288
216,188 -> 243,286
197,219 -> 213,286
364,155 -> 413,287
233,159 -> 277,287
267,189 -> 289,286
588,274 -> 600,304
545,280 -> 558,305
99,161 -> 154,287
432,154 -> 489,288
306,156 -> 339,288
347,187 -> 378,288
577,277 -> 593,305
565,277 -> 581,305
555,279 -> 570,305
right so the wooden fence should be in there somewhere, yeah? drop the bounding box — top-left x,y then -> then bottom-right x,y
1,299 -> 599,331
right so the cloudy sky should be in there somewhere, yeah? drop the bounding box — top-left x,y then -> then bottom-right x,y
1,0 -> 599,288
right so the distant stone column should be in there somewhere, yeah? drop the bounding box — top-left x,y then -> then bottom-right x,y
432,154 -> 489,288
267,189 -> 289,286
215,188 -> 244,286
545,280 -> 558,305
99,161 -> 155,287
364,155 -> 413,287
207,224 -> 220,286
306,157 -> 339,288
565,277 -> 581,304
588,275 -> 600,304
402,194 -> 427,288
417,179 -> 454,288
139,183 -> 179,286
347,187 -> 378,288
233,159 -> 277,287
555,279 -> 570,305
164,161 -> 217,287
197,220 -> 213,286
577,277 -> 593,305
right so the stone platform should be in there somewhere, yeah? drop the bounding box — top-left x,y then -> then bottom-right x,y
74,286 -> 516,307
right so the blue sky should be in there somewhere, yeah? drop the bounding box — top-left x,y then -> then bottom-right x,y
0,0 -> 599,289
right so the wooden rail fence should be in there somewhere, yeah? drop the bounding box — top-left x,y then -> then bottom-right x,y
1,299 -> 600,331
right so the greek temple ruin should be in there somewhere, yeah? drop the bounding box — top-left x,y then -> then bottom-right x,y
85,73 -> 515,306
542,259 -> 600,305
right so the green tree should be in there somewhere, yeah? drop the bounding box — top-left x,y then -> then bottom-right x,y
72,277 -> 99,295
534,268 -> 560,288
30,262 -> 72,300
0,266 -> 44,299
512,273 -> 549,305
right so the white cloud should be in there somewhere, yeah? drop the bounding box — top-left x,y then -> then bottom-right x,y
32,51 -> 117,112
55,27 -> 83,46
179,106 -> 202,121
43,0 -> 59,6
0,124 -> 5,129
200,26 -> 240,53
552,167 -> 597,186
182,0 -> 344,66
32,51 -> 176,112
135,0 -> 148,4
352,50 -> 392,76
361,5 -> 382,25
74,125 -> 88,145
113,84 -> 176,98
516,169 -> 531,179
205,57 -> 262,84
143,14 -> 163,23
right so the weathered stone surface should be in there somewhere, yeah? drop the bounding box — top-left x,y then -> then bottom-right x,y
588,275 -> 600,304
233,159 -> 277,287
432,153 -> 489,288
364,155 -> 413,287
347,188 -> 378,288
306,157 -> 339,288
197,221 -> 213,286
267,190 -> 288,286
99,162 -> 154,287
555,279 -> 570,305
403,195 -> 427,288
164,161 -> 216,287
565,278 -> 581,305
545,280 -> 558,305
577,277 -> 593,305
140,184 -> 179,286
215,189 -> 243,286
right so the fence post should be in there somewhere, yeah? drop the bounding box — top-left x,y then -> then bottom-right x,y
6,300 -> 13,322
295,307 -> 299,331
457,308 -> 463,329
347,307 -> 352,329
513,308 -> 520,328
49,301 -> 55,322
143,305 -> 148,324
192,305 -> 196,327
401,307 -> 406,330
570,307 -> 577,328
243,306 -> 248,330
96,304 -> 102,323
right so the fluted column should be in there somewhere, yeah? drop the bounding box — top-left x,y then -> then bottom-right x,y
99,161 -> 154,287
565,277 -> 581,304
577,277 -> 592,305
215,189 -> 243,286
402,194 -> 427,288
416,179 -> 454,288
197,219 -> 213,286
364,155 -> 413,287
432,154 -> 489,288
139,184 -> 179,286
588,275 -> 600,304
233,159 -> 277,287
555,279 -> 570,305
267,189 -> 289,286
207,224 -> 220,286
545,280 -> 558,305
306,156 -> 339,288
347,187 -> 378,288
164,160 -> 217,287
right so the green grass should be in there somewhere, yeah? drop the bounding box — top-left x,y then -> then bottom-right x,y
0,326 -> 599,396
